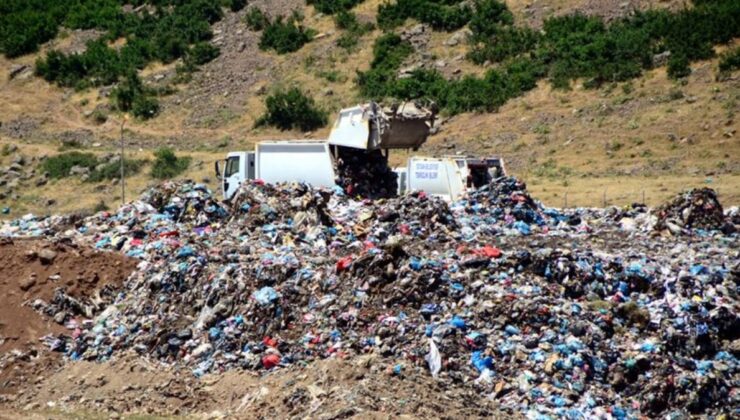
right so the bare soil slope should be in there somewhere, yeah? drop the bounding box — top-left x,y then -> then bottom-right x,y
0,238 -> 136,394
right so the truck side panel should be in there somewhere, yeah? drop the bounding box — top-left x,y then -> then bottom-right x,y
406,157 -> 465,201
255,142 -> 336,188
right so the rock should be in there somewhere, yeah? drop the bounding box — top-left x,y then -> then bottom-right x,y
9,162 -> 23,172
19,277 -> 36,291
445,29 -> 471,47
653,51 -> 671,67
69,165 -> 91,176
11,154 -> 25,165
322,88 -> 334,96
238,42 -> 246,52
35,177 -> 47,187
38,249 -> 58,265
408,24 -> 425,36
435,60 -> 447,68
53,311 -> 67,324
3,144 -> 18,154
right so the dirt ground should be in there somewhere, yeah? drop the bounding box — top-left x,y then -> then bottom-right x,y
1,353 -> 511,419
0,238 -> 136,394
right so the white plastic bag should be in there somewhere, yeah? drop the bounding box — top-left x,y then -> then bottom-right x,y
425,338 -> 442,378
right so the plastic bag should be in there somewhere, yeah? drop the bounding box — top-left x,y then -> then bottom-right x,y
425,338 -> 441,378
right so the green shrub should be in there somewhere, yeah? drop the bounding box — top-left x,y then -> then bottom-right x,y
259,16 -> 316,54
334,11 -> 374,50
468,26 -> 539,64
257,87 -> 328,131
132,95 -> 160,119
357,34 -> 414,97
228,0 -> 247,12
90,109 -> 108,125
11,0 -> 226,122
667,54 -> 691,79
245,8 -> 269,31
185,42 -> 219,66
41,152 -> 98,179
88,158 -> 147,182
111,72 -> 144,113
308,0 -> 364,15
151,148 -> 191,179
469,0 -> 514,39
377,0 -> 473,31
718,47 -> 740,73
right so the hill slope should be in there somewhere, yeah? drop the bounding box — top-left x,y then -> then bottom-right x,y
0,0 -> 738,213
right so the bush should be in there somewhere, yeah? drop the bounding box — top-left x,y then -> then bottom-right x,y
111,72 -> 144,113
377,0 -> 473,31
185,42 -> 219,66
88,158 -> 147,182
469,0 -> 514,39
468,26 -> 539,64
41,152 -> 98,179
259,16 -> 316,54
132,95 -> 160,119
667,54 -> 691,79
12,0 -> 226,122
151,148 -> 191,179
308,0 -> 364,15
245,8 -> 269,31
718,47 -> 740,73
228,0 -> 247,12
334,11 -> 374,50
357,34 -> 414,97
257,87 -> 328,131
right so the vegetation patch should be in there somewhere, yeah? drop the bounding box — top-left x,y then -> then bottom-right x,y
718,46 -> 740,75
151,148 -> 191,180
308,0 -> 365,15
88,158 -> 147,182
41,152 -> 98,179
256,87 -> 328,131
258,14 -> 316,54
41,151 -> 147,181
335,11 -> 375,50
363,0 -> 739,115
377,0 -> 473,31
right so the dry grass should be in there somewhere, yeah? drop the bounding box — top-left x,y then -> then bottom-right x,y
0,142 -> 218,218
0,0 -> 738,213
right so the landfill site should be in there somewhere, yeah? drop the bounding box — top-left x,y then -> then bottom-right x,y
0,99 -> 737,420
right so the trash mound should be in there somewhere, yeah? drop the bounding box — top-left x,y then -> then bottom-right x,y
0,238 -> 136,393
654,188 -> 728,233
336,148 -> 398,198
1,180 -> 738,419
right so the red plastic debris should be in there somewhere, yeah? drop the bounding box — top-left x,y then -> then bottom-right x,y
262,336 -> 278,348
474,245 -> 502,258
261,354 -> 280,369
336,256 -> 353,273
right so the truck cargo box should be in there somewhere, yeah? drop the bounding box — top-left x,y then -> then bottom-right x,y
255,141 -> 336,188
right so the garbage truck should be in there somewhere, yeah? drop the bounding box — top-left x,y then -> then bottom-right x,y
215,102 -> 506,201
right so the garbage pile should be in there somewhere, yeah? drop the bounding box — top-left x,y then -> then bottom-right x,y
335,148 -> 398,198
2,179 -> 738,419
653,188 -> 730,234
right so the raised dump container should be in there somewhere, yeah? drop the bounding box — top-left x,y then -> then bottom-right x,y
328,102 -> 435,151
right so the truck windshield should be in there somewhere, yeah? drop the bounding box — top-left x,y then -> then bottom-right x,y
224,156 -> 240,178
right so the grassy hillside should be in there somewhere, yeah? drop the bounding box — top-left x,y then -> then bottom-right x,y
0,0 -> 738,214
